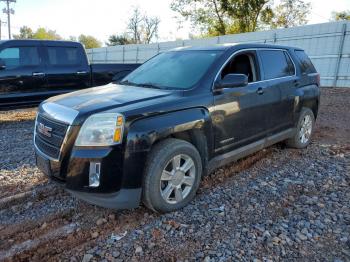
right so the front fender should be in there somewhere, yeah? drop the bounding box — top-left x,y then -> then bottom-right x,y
120,108 -> 211,189
126,108 -> 211,153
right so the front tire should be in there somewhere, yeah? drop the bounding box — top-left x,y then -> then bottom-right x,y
142,138 -> 202,213
286,107 -> 315,149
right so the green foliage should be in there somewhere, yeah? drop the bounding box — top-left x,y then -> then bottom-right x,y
13,26 -> 34,39
171,0 -> 311,36
331,10 -> 350,21
106,34 -> 133,46
33,27 -> 62,40
78,34 -> 102,49
171,0 -> 272,36
269,0 -> 311,28
13,26 -> 62,40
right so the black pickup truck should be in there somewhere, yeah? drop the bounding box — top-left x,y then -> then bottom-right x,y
34,43 -> 320,213
0,40 -> 140,108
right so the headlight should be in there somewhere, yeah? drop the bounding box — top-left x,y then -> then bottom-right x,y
75,113 -> 124,146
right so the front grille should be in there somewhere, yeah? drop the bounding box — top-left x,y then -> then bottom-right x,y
35,114 -> 69,160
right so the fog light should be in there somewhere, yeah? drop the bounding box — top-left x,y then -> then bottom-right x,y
89,162 -> 101,187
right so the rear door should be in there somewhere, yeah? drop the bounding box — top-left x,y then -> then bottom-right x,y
43,43 -> 90,94
257,49 -> 296,134
213,50 -> 270,154
0,42 -> 47,107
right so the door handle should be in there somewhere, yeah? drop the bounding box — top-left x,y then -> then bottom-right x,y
76,71 -> 88,75
256,87 -> 264,95
294,80 -> 300,87
32,72 -> 45,77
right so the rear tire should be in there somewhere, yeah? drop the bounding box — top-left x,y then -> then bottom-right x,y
286,107 -> 315,149
142,138 -> 202,213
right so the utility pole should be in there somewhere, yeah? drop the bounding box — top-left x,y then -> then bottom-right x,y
1,0 -> 15,39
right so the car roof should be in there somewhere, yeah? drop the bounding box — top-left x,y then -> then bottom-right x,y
0,39 -> 82,46
171,43 -> 300,52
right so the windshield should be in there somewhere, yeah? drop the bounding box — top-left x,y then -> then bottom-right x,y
121,50 -> 222,90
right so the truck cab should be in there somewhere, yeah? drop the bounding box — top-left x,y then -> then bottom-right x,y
34,43 -> 320,213
0,40 -> 139,109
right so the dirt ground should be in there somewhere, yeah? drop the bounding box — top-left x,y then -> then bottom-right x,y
0,88 -> 349,262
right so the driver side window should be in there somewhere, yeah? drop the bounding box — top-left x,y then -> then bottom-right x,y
0,46 -> 40,70
221,52 -> 259,83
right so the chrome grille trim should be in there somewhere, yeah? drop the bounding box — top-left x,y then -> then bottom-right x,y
34,102 -> 77,162
41,102 -> 79,125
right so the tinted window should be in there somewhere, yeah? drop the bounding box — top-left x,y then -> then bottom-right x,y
122,51 -> 222,89
259,50 -> 294,80
0,46 -> 40,69
47,47 -> 80,65
295,50 -> 316,74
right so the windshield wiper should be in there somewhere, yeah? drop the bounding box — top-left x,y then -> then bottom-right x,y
120,80 -> 163,89
136,83 -> 164,89
119,80 -> 137,86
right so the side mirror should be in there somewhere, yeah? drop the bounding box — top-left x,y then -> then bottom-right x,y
214,74 -> 248,89
0,59 -> 5,70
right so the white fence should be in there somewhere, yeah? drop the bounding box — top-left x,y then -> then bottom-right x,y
86,21 -> 350,88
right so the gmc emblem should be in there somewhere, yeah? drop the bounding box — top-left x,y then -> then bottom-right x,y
38,123 -> 52,137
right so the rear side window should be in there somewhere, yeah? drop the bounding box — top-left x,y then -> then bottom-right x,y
295,50 -> 316,74
259,50 -> 294,80
47,46 -> 80,66
0,46 -> 40,69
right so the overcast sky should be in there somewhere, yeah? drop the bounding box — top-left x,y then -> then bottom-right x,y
2,0 -> 350,44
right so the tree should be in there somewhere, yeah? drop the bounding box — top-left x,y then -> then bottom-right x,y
13,26 -> 34,39
223,0 -> 272,33
128,8 -> 143,44
33,27 -> 62,40
331,10 -> 350,21
171,0 -> 229,36
268,0 -> 311,28
143,16 -> 161,44
171,0 -> 273,36
127,7 -> 160,44
78,34 -> 102,49
106,34 -> 132,46
13,26 -> 62,40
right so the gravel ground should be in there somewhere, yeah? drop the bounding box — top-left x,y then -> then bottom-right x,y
0,88 -> 349,262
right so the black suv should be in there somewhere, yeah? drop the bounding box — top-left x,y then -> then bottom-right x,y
34,44 -> 320,213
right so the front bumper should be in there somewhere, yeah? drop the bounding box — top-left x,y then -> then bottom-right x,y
67,188 -> 142,209
35,144 -> 145,210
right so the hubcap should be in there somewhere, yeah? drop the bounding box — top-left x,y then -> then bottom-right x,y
160,154 -> 196,204
299,114 -> 312,144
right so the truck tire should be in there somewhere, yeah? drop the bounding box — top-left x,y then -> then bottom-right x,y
286,107 -> 315,149
142,138 -> 202,213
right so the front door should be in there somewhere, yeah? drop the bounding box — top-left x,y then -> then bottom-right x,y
0,44 -> 47,108
212,50 -> 269,154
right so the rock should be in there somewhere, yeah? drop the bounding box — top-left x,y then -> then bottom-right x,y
108,214 -> 116,220
82,254 -> 93,262
96,218 -> 106,226
204,256 -> 211,262
135,246 -> 143,253
296,232 -> 308,241
91,232 -> 99,238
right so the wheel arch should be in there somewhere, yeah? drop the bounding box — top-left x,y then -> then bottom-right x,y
121,108 -> 213,189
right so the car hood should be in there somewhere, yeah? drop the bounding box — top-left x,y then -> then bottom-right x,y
46,83 -> 173,115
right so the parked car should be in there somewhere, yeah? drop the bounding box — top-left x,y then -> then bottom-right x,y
0,40 -> 140,109
34,43 -> 320,213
